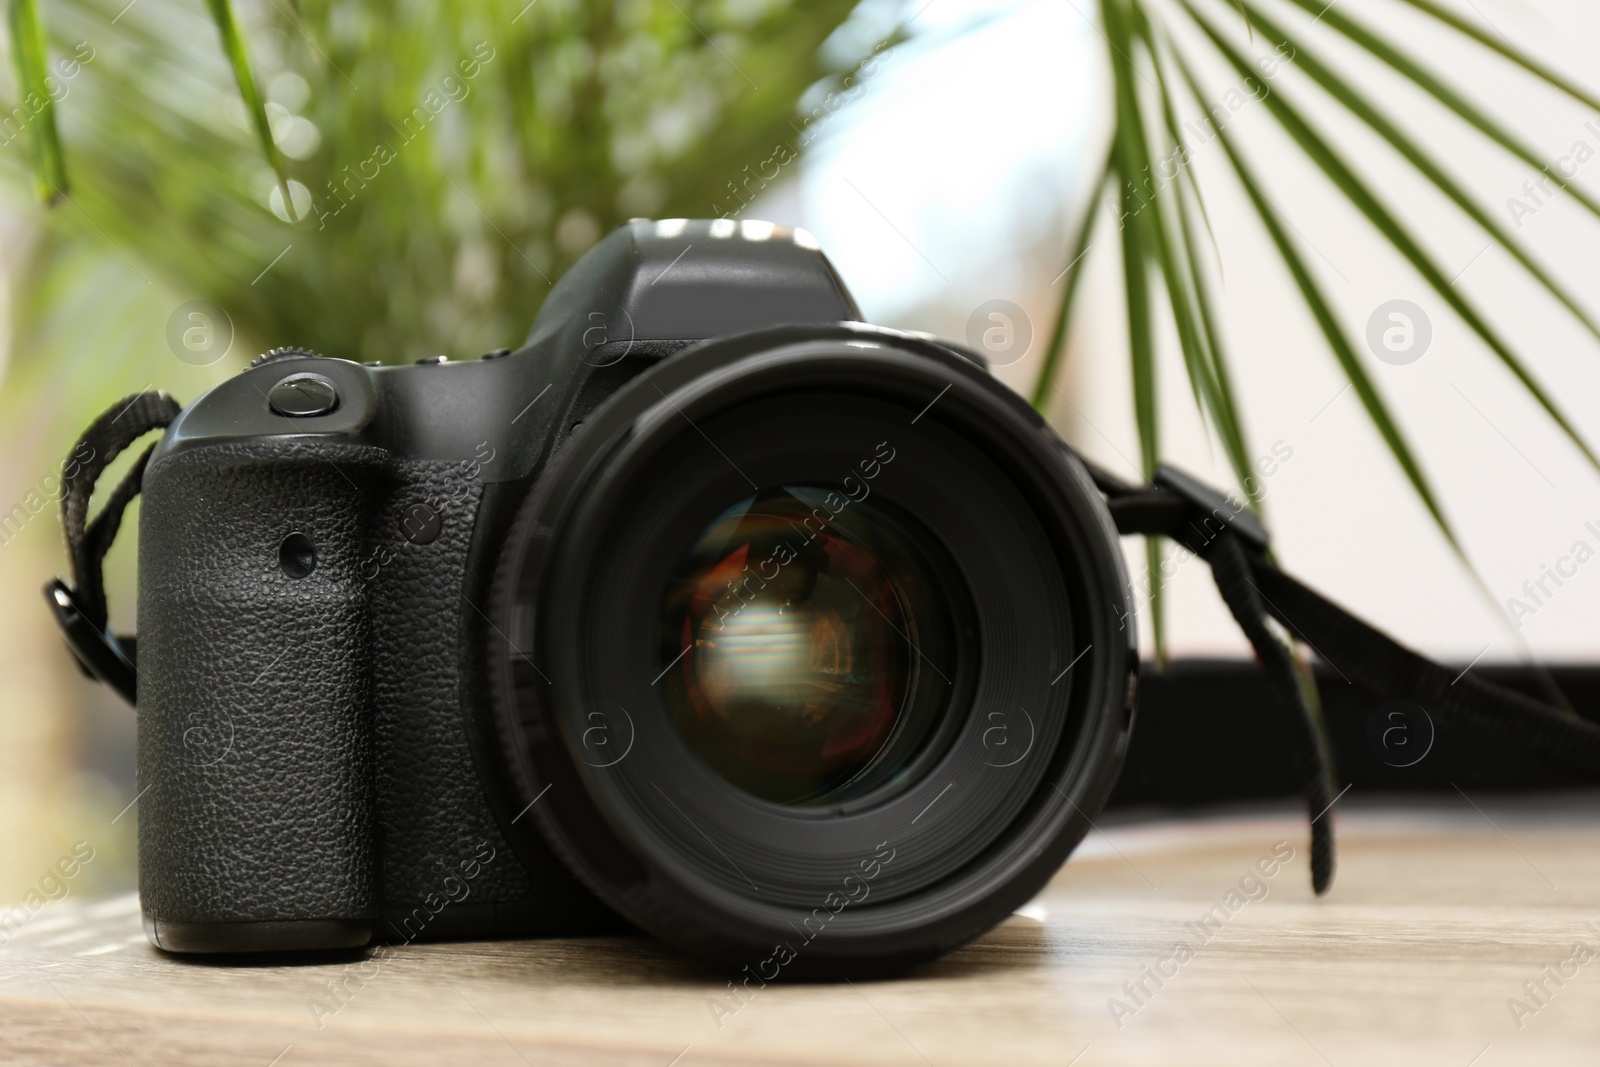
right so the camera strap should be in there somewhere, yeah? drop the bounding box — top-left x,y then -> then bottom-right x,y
43,390 -> 182,707
39,391 -> 1600,896
1092,458 -> 1600,893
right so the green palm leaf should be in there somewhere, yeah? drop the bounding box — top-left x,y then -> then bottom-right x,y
1029,144 -> 1112,412
1390,0 -> 1600,114
1276,0 -> 1600,223
1163,44 -> 1461,548
1101,0 -> 1170,660
5,0 -> 66,201
1137,7 -> 1257,506
1101,0 -> 1161,482
1224,0 -> 1600,348
201,0 -> 295,221
1181,0 -> 1600,472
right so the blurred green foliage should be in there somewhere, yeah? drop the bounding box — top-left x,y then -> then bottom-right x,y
0,0 -> 877,892
0,0 -> 868,413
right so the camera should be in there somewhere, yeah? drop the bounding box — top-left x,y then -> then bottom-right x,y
114,219 -> 1140,974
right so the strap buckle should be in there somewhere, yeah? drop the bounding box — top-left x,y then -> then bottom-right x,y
44,579 -> 137,706
1154,464 -> 1271,555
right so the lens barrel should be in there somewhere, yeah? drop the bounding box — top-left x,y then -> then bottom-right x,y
487,324 -> 1135,975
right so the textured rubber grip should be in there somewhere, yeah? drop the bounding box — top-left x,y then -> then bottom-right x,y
136,440 -> 386,930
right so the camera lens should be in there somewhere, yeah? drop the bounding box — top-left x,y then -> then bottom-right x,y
662,488 -> 949,807
489,326 -> 1136,975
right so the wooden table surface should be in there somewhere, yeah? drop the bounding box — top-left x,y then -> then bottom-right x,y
2,792 -> 1597,1066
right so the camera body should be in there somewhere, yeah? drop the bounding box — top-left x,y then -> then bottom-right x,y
136,219 -> 1137,971
136,220 -> 871,951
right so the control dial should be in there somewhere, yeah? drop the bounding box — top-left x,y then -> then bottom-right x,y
249,346 -> 325,370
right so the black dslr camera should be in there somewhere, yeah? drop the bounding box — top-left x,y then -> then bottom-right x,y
59,218 -> 1143,975
47,219 -> 1600,977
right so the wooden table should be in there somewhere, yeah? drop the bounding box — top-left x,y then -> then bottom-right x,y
2,793 -> 1596,1066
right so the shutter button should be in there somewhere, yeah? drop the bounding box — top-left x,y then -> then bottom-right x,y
268,375 -> 340,417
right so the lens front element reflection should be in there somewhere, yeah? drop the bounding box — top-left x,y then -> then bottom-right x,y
661,488 -> 937,807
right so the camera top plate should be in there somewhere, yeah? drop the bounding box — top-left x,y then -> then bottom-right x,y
147,219 -> 864,480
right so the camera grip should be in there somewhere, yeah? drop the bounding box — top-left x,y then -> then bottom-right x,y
135,440 -> 387,951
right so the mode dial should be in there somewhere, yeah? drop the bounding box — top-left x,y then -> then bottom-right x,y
249,346 -> 325,370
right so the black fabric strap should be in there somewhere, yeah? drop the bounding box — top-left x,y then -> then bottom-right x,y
1251,561 -> 1600,776
1101,462 -> 1600,894
59,391 -> 181,630
1205,532 -> 1336,893
47,391 -> 181,705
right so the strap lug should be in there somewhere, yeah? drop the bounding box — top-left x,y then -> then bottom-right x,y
44,579 -> 137,707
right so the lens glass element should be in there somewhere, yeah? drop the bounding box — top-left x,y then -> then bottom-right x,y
661,488 -> 947,807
